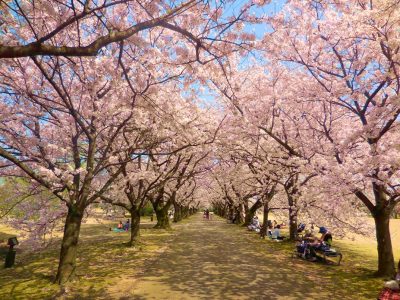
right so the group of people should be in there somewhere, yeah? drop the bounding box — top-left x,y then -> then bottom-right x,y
111,219 -> 130,232
203,209 -> 212,220
296,224 -> 333,261
247,216 -> 286,240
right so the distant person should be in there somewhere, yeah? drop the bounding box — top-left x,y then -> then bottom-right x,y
111,221 -> 124,232
272,220 -> 277,228
205,209 -> 210,220
247,216 -> 260,232
318,227 -> 332,246
303,229 -> 316,241
267,220 -> 272,228
307,226 -> 332,260
267,223 -> 273,237
271,225 -> 284,240
124,219 -> 130,231
117,221 -> 123,229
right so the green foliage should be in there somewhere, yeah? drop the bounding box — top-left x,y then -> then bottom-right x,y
140,202 -> 154,216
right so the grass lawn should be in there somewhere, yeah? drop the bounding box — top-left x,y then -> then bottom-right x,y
0,217 -> 175,299
0,215 -> 397,299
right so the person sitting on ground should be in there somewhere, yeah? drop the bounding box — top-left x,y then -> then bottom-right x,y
117,221 -> 123,229
110,221 -> 125,232
267,223 -> 273,237
124,219 -> 130,231
271,225 -> 285,240
247,216 -> 260,232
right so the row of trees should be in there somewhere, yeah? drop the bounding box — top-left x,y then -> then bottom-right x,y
0,0 -> 263,284
208,0 -> 400,277
0,0 -> 398,283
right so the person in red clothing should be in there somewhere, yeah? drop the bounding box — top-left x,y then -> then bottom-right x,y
117,221 -> 123,229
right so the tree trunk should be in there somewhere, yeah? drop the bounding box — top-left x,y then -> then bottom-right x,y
374,210 -> 395,277
128,208 -> 141,246
260,203 -> 269,238
173,203 -> 182,223
228,204 -> 235,222
289,206 -> 298,240
244,199 -> 249,218
288,194 -> 298,240
244,199 -> 262,226
238,203 -> 245,224
55,205 -> 84,284
154,206 -> 171,229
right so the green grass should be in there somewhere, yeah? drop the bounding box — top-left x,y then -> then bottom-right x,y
238,224 -> 392,299
0,216 -> 397,299
0,220 -> 174,299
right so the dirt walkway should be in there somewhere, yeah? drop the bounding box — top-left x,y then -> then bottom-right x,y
121,214 -> 377,300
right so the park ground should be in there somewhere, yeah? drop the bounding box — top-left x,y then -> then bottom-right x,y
0,214 -> 399,299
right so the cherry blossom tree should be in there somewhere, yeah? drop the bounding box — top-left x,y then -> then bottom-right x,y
0,0 -> 259,59
264,0 -> 400,276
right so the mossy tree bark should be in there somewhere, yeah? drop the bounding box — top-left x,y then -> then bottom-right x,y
284,176 -> 299,241
55,205 -> 84,284
154,206 -> 171,229
151,188 -> 172,229
374,210 -> 395,276
355,182 -> 397,277
173,202 -> 182,223
128,207 -> 141,246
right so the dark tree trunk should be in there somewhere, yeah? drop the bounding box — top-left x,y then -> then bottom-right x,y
220,204 -> 227,218
228,204 -> 235,222
154,204 -> 171,229
244,199 -> 262,226
173,203 -> 182,223
374,209 -> 395,277
289,207 -> 298,240
128,208 -> 141,246
288,194 -> 298,240
55,205 -> 84,284
182,206 -> 188,218
260,202 -> 269,238
232,207 -> 242,224
355,183 -> 397,277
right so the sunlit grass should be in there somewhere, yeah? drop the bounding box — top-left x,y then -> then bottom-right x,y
0,219 -> 174,299
0,216 -> 397,299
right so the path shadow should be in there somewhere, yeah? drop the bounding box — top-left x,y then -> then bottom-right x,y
130,215 -> 381,300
